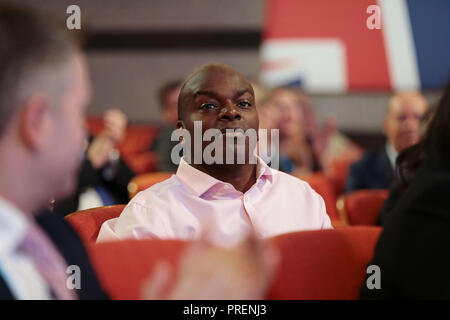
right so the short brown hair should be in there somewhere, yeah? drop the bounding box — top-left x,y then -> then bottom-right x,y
0,2 -> 82,135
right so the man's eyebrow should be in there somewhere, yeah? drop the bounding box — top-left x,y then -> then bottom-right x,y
194,88 -> 254,100
235,89 -> 253,99
194,90 -> 220,99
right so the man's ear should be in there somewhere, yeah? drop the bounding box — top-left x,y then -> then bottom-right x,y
19,95 -> 50,151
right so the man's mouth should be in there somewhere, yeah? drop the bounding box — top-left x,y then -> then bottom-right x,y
218,127 -> 245,135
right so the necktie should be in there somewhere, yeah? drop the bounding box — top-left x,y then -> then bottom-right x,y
94,184 -> 117,206
18,221 -> 78,300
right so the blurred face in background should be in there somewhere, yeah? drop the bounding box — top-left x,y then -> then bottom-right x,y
268,88 -> 304,139
258,99 -> 282,131
163,85 -> 181,125
384,93 -> 428,153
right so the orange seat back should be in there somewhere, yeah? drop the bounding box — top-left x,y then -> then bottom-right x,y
65,205 -> 126,244
301,173 -> 339,220
128,172 -> 174,199
338,189 -> 389,225
87,227 -> 380,300
326,155 -> 362,196
267,226 -> 381,299
88,239 -> 188,300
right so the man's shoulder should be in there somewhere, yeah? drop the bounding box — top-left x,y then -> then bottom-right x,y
129,174 -> 181,207
36,210 -> 109,299
351,147 -> 387,169
269,167 -> 316,193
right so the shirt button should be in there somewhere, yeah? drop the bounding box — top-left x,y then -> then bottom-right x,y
223,185 -> 230,190
244,196 -> 249,202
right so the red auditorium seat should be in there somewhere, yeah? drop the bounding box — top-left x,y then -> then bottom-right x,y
88,239 -> 188,300
127,172 -> 174,199
300,172 -> 340,221
337,189 -> 389,226
326,156 -> 362,196
65,205 -> 126,244
86,227 -> 381,299
266,226 -> 382,299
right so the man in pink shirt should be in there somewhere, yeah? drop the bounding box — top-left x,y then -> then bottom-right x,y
97,64 -> 332,246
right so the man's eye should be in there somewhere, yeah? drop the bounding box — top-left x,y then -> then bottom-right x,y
237,101 -> 251,108
200,103 -> 218,110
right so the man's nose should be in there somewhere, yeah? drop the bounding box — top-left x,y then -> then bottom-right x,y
218,103 -> 241,121
404,116 -> 420,130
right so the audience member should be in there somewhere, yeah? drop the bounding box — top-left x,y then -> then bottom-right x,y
254,83 -> 283,169
150,80 -> 183,172
54,109 -> 136,216
377,105 -> 435,226
97,64 -> 332,245
345,92 -> 428,192
264,87 -> 320,174
0,3 -> 106,299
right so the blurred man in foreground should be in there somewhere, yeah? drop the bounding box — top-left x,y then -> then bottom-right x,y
0,3 -> 275,300
345,92 -> 428,192
0,3 -> 104,299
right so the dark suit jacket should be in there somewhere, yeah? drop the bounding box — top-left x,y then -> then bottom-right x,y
377,182 -> 403,226
150,125 -> 179,172
345,146 -> 394,193
0,210 -> 109,300
360,155 -> 450,299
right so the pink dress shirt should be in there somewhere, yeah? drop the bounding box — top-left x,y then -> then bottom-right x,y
97,157 -> 332,246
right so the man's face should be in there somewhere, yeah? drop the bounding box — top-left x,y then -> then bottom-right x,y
180,67 -> 259,164
270,89 -> 303,139
384,95 -> 428,152
43,53 -> 91,200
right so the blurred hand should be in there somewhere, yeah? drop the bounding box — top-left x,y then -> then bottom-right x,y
86,109 -> 127,169
102,109 -> 127,144
142,233 -> 279,300
87,135 -> 115,169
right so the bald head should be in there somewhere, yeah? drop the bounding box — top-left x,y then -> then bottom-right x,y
384,91 -> 428,152
387,92 -> 428,115
178,64 -> 254,122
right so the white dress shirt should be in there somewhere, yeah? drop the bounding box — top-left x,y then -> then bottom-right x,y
385,142 -> 399,170
97,157 -> 332,247
0,197 -> 52,299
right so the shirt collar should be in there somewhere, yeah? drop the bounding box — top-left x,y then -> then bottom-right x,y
0,197 -> 29,255
176,156 -> 274,197
385,142 -> 398,169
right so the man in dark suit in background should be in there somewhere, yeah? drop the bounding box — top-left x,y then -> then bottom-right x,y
149,80 -> 182,172
345,92 -> 428,192
360,81 -> 450,299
